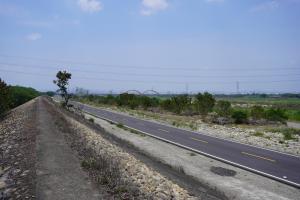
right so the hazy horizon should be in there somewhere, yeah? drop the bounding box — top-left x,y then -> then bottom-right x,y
1,0 -> 300,93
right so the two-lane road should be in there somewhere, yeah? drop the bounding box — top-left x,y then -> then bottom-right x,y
72,102 -> 300,188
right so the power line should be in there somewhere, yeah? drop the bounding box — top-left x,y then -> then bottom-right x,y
0,54 -> 299,71
1,68 -> 299,85
1,62 -> 300,79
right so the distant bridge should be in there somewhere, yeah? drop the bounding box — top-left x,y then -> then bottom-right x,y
123,90 -> 160,95
142,90 -> 160,95
124,90 -> 142,95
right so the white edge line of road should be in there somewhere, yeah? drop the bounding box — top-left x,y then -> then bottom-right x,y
77,101 -> 300,159
82,109 -> 300,189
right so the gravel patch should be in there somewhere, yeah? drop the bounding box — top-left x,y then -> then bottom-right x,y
0,99 -> 37,199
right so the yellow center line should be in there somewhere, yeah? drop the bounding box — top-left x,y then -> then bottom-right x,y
158,128 -> 169,133
241,152 -> 276,162
190,137 -> 208,144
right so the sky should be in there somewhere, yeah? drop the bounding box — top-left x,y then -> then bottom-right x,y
0,0 -> 300,94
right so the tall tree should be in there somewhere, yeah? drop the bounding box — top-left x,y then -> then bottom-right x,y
53,70 -> 72,107
0,78 -> 11,116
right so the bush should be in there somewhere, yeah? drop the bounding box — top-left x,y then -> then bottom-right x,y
285,110 -> 300,122
265,108 -> 288,122
268,128 -> 299,140
170,94 -> 191,114
231,110 -> 248,124
0,78 -> 11,116
88,118 -> 95,123
45,91 -> 55,97
195,92 -> 215,117
250,105 -> 265,119
117,123 -> 124,128
10,86 -> 40,108
215,100 -> 232,117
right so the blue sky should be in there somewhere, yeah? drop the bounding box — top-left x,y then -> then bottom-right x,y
0,0 -> 300,93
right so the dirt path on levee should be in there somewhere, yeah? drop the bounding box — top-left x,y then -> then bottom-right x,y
35,97 -> 101,200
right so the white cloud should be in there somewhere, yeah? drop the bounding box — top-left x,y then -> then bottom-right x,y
251,1 -> 279,12
141,0 -> 168,16
26,33 -> 42,41
77,0 -> 102,13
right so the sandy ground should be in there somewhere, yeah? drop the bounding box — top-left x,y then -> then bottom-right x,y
84,112 -> 300,200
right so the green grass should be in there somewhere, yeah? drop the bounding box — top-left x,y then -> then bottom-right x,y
285,110 -> 300,122
216,97 -> 300,105
252,131 -> 264,137
217,97 -> 300,114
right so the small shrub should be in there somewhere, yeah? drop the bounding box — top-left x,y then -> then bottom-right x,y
265,108 -> 288,122
189,152 -> 196,156
268,128 -> 299,140
81,158 -> 97,169
231,110 -> 248,124
250,105 -> 265,119
189,123 -> 197,130
280,128 -> 298,140
285,110 -> 300,122
253,131 -> 264,137
117,123 -> 124,128
88,117 -> 95,123
215,100 -> 232,117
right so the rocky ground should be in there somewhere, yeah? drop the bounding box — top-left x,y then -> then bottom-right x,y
90,105 -> 300,156
0,99 -> 37,199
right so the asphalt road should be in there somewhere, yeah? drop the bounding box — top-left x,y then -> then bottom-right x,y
72,102 -> 300,188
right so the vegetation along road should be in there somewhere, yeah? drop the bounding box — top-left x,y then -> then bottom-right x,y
71,101 -> 300,188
